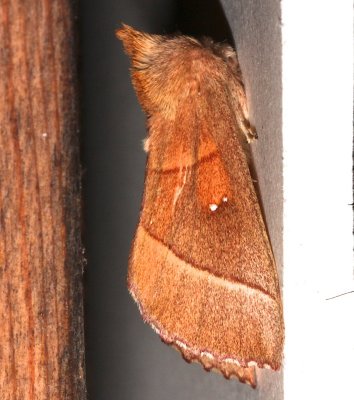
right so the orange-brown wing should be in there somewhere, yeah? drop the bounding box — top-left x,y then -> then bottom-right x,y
128,100 -> 283,388
118,25 -> 284,388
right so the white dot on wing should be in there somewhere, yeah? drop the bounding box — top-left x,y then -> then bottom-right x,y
209,204 -> 218,212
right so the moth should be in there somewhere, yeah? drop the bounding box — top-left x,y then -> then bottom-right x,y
117,25 -> 284,388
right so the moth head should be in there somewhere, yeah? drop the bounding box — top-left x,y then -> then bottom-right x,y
117,24 -> 256,140
118,25 -> 216,118
201,37 -> 239,71
117,24 -> 184,117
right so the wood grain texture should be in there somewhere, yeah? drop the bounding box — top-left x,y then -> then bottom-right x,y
118,25 -> 284,388
0,1 -> 86,399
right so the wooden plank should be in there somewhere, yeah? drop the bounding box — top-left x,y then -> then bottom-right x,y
0,1 -> 86,399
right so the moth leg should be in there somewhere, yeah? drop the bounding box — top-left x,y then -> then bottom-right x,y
234,84 -> 258,143
240,117 -> 258,143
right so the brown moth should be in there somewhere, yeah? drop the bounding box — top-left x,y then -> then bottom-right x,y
117,25 -> 284,388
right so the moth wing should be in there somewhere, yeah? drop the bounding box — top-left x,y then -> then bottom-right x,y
128,75 -> 283,388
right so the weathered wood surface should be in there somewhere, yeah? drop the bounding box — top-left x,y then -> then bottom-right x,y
0,1 -> 86,399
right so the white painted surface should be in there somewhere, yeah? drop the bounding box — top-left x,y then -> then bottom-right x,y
224,0 -> 284,397
282,1 -> 354,399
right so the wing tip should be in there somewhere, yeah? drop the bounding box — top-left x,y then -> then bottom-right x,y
128,285 -> 284,389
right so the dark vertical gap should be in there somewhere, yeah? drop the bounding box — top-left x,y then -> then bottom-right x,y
174,0 -> 234,45
79,1 -> 246,400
